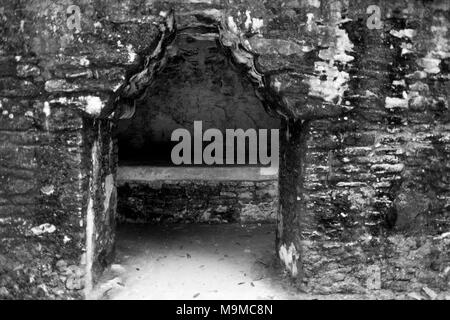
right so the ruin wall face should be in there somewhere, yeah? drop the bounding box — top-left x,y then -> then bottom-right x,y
0,0 -> 449,298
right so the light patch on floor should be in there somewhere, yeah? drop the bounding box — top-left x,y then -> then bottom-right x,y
92,224 -> 297,300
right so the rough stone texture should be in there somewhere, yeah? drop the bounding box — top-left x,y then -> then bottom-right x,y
272,0 -> 450,294
0,98 -> 88,299
0,0 -> 125,299
117,179 -> 278,224
0,0 -> 449,299
82,120 -> 117,291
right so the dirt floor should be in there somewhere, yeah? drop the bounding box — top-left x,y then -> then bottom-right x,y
90,223 -> 445,300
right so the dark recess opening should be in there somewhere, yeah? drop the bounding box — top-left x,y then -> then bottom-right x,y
92,24 -> 286,301
115,30 -> 280,167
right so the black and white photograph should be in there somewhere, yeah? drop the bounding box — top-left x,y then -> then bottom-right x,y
0,0 -> 449,307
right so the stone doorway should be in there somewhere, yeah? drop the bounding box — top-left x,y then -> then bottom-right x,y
87,11 -> 288,298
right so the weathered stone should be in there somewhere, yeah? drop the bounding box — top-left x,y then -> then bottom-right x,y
394,190 -> 431,231
44,80 -> 81,93
0,57 -> 16,77
0,145 -> 38,170
117,180 -> 278,224
0,287 -> 11,298
0,0 -> 448,300
65,276 -> 84,291
16,64 -> 41,78
0,78 -> 40,97
45,79 -> 122,94
0,176 -> 36,194
248,38 -> 306,56
366,265 -> 382,290
238,192 -> 253,200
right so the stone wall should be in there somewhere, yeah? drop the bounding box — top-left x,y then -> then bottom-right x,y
118,179 -> 278,224
0,83 -> 89,299
83,120 -> 117,291
297,105 -> 450,294
273,1 -> 450,294
0,0 -> 129,299
0,0 -> 449,299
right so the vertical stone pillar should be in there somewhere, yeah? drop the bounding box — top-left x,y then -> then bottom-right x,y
277,119 -> 309,283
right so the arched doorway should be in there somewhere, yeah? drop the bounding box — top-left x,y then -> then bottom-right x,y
87,11 -> 292,300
